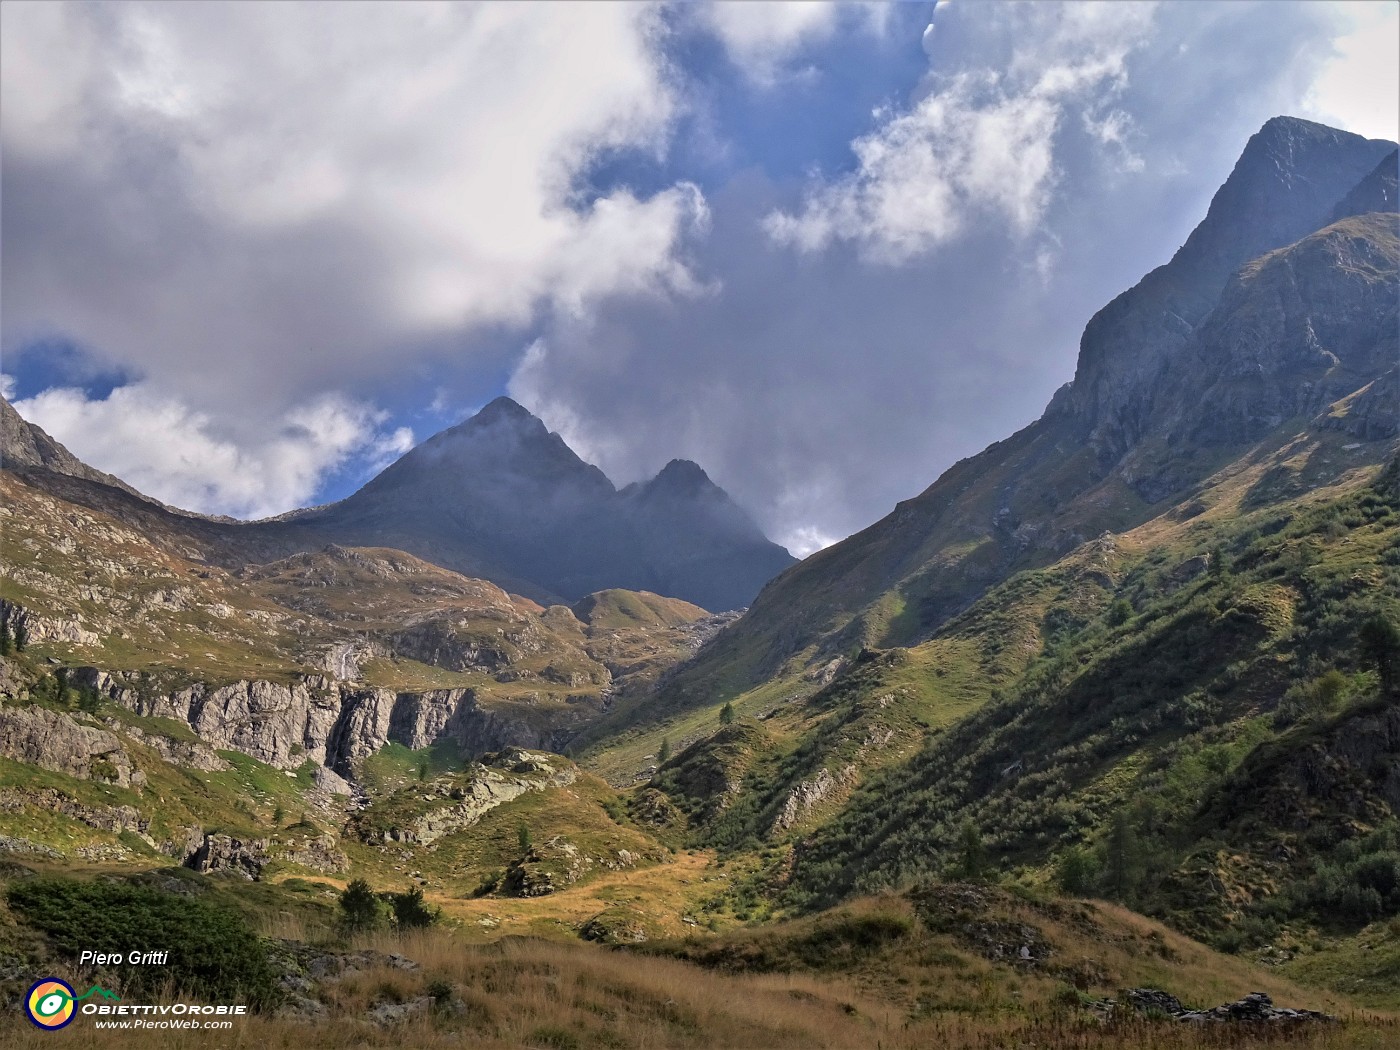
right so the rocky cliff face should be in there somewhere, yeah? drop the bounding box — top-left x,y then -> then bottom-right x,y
0,703 -> 141,787
73,668 -> 570,778
1331,149 -> 1399,221
1065,117 -> 1395,456
1172,214 -> 1398,448
0,397 -> 144,499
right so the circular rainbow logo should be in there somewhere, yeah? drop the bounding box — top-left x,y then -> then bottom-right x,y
25,978 -> 76,1030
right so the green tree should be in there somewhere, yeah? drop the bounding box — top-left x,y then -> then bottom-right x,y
390,887 -> 439,929
719,702 -> 735,726
1103,809 -> 1144,902
75,685 -> 101,715
1106,598 -> 1133,627
338,878 -> 382,932
1360,615 -> 1400,696
417,759 -> 429,782
272,804 -> 285,825
954,819 -> 987,881
517,821 -> 532,855
1055,846 -> 1100,896
0,622 -> 12,656
658,737 -> 671,764
1209,545 -> 1230,579
12,620 -> 27,652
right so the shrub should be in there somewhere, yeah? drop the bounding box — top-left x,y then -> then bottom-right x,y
6,878 -> 279,1008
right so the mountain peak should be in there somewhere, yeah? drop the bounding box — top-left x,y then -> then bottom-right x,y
649,459 -> 716,491
1063,116 -> 1395,448
471,396 -> 537,426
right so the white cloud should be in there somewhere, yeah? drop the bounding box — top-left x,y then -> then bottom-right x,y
765,2 -> 1158,262
1,2 -> 704,413
1305,1 -> 1400,142
781,525 -> 836,559
697,1 -> 840,82
12,383 -> 410,519
0,374 -> 15,401
695,1 -> 888,84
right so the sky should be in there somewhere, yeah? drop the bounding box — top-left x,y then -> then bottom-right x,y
2,0 -> 1397,555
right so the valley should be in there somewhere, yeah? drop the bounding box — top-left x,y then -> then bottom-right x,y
0,115 -> 1397,1048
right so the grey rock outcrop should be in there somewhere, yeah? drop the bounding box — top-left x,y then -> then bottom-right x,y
80,668 -> 563,779
1119,989 -> 1334,1025
351,750 -> 577,846
0,703 -> 140,787
0,787 -> 147,835
185,833 -> 269,879
277,834 -> 350,874
771,765 -> 855,834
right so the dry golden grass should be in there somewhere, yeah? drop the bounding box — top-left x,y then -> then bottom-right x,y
1,937 -> 1393,1050
6,887 -> 1397,1050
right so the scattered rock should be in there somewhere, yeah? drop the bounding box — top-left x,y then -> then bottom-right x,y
1178,991 -> 1336,1025
367,996 -> 433,1025
1114,988 -> 1336,1025
184,833 -> 269,879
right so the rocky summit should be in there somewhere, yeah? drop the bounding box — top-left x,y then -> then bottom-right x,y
282,399 -> 795,610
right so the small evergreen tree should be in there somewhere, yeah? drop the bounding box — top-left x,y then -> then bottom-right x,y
338,878 -> 382,931
417,759 -> 429,782
517,821 -> 532,855
1106,598 -> 1133,627
1360,615 -> 1400,696
954,819 -> 987,881
0,622 -> 12,656
76,685 -> 101,715
1209,545 -> 1230,579
719,702 -> 735,726
390,887 -> 439,929
658,737 -> 671,764
272,804 -> 285,825
12,620 -> 27,652
1103,809 -> 1144,902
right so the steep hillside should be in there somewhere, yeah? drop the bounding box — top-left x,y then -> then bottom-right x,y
633,116 -> 1397,721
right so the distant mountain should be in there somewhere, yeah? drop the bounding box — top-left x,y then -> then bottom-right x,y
632,115 -> 1397,709
1,396 -> 145,499
1331,148 -> 1399,221
0,392 -> 793,611
281,397 -> 795,610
